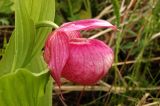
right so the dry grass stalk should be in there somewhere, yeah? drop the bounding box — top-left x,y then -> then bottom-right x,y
54,85 -> 160,94
136,93 -> 150,106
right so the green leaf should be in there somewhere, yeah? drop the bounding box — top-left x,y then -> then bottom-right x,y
0,69 -> 50,106
0,0 -> 55,105
14,0 -> 36,69
0,0 -> 55,75
0,0 -> 36,74
38,78 -> 53,106
25,53 -> 47,73
27,0 -> 55,58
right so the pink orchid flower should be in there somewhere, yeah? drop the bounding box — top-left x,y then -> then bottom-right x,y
44,19 -> 116,86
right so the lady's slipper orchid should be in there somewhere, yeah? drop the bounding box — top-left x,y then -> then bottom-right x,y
44,19 -> 116,86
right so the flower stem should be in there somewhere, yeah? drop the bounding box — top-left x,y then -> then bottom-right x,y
36,21 -> 59,29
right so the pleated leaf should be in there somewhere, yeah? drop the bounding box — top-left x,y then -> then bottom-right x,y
0,69 -> 50,106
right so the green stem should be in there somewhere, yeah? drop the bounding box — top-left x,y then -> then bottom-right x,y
36,21 -> 59,29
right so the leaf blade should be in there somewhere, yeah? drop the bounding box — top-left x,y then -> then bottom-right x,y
0,69 -> 50,106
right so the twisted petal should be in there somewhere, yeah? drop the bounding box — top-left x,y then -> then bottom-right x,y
44,31 -> 69,86
59,19 -> 116,32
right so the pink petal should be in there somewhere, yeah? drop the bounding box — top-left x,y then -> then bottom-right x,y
64,31 -> 81,39
43,36 -> 51,64
62,38 -> 114,85
44,31 -> 69,86
59,19 -> 116,32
